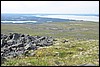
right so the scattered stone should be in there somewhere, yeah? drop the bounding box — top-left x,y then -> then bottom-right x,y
77,47 -> 84,51
54,52 -> 59,56
1,56 -> 6,64
53,39 -> 58,41
78,63 -> 96,66
62,40 -> 68,43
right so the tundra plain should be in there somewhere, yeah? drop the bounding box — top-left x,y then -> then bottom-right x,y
1,21 -> 99,66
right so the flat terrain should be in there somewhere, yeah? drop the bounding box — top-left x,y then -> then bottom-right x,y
1,21 -> 99,40
1,21 -> 99,66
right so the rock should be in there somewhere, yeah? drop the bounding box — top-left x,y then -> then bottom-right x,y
7,40 -> 15,45
24,43 -> 32,50
29,52 -> 35,56
62,40 -> 68,43
45,42 -> 53,46
24,50 -> 29,56
11,47 -> 17,51
1,39 -> 4,47
78,63 -> 96,66
1,34 -> 7,39
15,51 -> 25,57
1,56 -> 6,64
1,33 -> 54,63
6,51 -> 17,58
12,33 -> 20,40
1,39 -> 7,47
19,37 -> 26,44
39,36 -> 46,41
47,39 -> 53,43
37,40 -> 47,46
53,39 -> 58,41
9,33 -> 13,39
24,42 -> 37,50
15,43 -> 24,47
20,34 -> 25,37
54,52 -> 59,56
5,36 -> 10,41
27,50 -> 35,56
77,47 -> 84,51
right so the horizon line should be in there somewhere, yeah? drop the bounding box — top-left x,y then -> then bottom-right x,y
1,13 -> 99,15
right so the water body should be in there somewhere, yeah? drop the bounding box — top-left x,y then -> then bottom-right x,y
34,14 -> 99,22
1,14 -> 99,23
1,21 -> 37,23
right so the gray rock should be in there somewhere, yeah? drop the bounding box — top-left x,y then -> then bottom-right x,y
1,56 -> 6,64
38,36 -> 46,41
24,42 -> 37,50
1,39 -> 7,47
1,34 -> 7,39
78,63 -> 96,66
1,39 -> 4,47
20,37 -> 26,44
62,40 -> 68,43
24,43 -> 31,50
7,40 -> 15,45
53,39 -> 58,41
15,51 -> 24,57
12,33 -> 20,40
9,33 -> 13,39
6,51 -> 17,58
1,33 -> 54,63
15,43 -> 24,47
29,52 -> 35,56
5,36 -> 10,41
20,34 -> 25,37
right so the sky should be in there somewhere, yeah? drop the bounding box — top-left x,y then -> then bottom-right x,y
1,1 -> 99,14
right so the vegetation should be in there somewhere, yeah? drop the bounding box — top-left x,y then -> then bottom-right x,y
1,21 -> 99,66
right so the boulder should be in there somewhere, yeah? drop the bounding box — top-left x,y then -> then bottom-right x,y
12,33 -> 20,40
38,36 -> 46,41
7,40 -> 15,45
9,33 -> 13,39
20,34 -> 25,37
1,34 -> 7,39
24,42 -> 37,50
15,51 -> 25,57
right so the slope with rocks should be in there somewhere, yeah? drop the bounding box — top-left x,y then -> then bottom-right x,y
1,33 -> 54,64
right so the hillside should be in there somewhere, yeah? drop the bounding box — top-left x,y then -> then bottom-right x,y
1,21 -> 99,66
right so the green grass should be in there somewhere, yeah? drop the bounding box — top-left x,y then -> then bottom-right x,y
1,21 -> 99,66
1,21 -> 99,39
2,39 -> 99,66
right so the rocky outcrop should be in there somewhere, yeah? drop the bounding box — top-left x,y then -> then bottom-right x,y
1,33 -> 54,63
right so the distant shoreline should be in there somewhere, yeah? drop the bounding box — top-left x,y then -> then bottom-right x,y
1,13 -> 99,16
1,14 -> 99,22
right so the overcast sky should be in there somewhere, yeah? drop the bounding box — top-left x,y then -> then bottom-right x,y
1,1 -> 99,14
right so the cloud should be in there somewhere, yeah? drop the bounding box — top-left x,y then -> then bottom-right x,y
1,1 -> 99,14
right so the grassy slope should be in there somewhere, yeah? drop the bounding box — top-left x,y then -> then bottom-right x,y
1,21 -> 99,66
